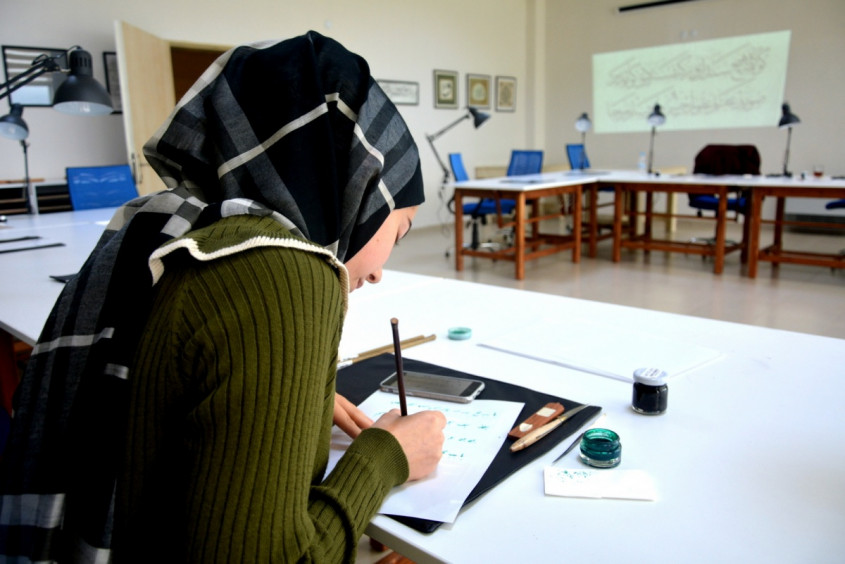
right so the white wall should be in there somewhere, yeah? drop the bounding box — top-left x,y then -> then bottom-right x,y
545,0 -> 845,206
0,0 -> 531,228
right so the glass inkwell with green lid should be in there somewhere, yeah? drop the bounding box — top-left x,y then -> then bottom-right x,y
579,428 -> 622,468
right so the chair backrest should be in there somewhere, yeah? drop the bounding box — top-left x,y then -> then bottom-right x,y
448,153 -> 470,182
506,150 -> 543,176
566,144 -> 590,170
693,145 -> 761,176
66,165 -> 138,210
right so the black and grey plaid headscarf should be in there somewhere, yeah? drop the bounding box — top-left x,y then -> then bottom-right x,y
0,31 -> 423,562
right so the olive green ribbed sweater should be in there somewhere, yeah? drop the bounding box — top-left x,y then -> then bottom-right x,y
113,216 -> 408,563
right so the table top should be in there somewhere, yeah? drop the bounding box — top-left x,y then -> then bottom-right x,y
2,209 -> 844,563
0,208 -> 116,343
453,169 -> 845,191
342,271 -> 845,564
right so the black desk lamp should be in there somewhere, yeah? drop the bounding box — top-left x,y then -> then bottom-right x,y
647,103 -> 665,175
426,107 -> 490,189
0,46 -> 113,214
0,104 -> 36,213
778,103 -> 800,177
574,112 -> 591,170
1,46 -> 113,115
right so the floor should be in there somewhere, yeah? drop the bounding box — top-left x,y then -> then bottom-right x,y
384,216 -> 845,340
357,215 -> 845,563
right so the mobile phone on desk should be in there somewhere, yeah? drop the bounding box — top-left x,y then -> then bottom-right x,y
379,371 -> 485,403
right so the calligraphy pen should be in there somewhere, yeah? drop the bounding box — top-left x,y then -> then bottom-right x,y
337,333 -> 436,369
390,317 -> 408,416
510,404 -> 592,452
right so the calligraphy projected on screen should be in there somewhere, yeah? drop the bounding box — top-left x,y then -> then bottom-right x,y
593,30 -> 791,132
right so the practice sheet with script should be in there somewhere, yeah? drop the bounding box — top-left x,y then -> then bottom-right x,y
326,392 -> 523,524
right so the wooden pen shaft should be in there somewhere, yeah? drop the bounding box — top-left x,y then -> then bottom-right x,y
352,334 -> 435,363
510,417 -> 564,452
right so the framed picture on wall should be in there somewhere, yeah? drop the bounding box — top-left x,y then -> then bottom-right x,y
466,73 -> 491,109
377,79 -> 419,106
102,51 -> 122,113
1,45 -> 68,107
495,76 -> 517,112
433,69 -> 458,109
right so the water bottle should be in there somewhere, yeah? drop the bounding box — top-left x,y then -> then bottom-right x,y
637,151 -> 647,174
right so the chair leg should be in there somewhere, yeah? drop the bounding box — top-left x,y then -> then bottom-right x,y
470,219 -> 480,250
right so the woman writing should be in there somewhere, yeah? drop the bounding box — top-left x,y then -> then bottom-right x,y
0,31 -> 445,562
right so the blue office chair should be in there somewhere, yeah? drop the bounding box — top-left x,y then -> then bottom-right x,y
449,153 -> 516,250
688,145 -> 758,247
66,164 -> 138,210
566,143 -> 590,171
506,150 -> 543,176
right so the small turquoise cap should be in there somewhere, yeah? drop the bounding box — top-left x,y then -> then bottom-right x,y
447,327 -> 472,340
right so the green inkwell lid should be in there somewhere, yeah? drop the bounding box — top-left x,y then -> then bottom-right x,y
447,327 -> 472,340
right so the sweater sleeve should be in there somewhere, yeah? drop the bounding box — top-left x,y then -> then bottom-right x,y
118,243 -> 408,563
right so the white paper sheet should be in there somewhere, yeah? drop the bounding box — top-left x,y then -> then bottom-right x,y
326,392 -> 523,524
544,467 -> 657,501
480,318 -> 723,382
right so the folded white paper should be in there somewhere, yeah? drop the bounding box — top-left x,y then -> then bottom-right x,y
544,467 -> 657,501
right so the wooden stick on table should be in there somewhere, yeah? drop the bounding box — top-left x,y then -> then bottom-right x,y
338,334 -> 436,368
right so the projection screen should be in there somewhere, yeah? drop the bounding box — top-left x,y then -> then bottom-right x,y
593,30 -> 791,133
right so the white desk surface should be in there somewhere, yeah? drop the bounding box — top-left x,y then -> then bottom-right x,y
343,271 -> 845,564
453,169 -> 845,190
2,210 -> 844,562
0,208 -> 116,343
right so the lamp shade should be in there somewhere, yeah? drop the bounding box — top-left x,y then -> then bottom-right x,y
648,103 -> 666,127
778,103 -> 800,129
468,107 -> 490,128
0,104 -> 29,141
52,49 -> 113,116
575,112 -> 592,133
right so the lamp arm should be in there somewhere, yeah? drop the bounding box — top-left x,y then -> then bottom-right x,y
782,126 -> 793,177
426,134 -> 451,185
647,126 -> 656,174
0,56 -> 62,102
427,113 -> 470,143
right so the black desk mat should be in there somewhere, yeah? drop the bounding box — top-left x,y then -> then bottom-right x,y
336,354 -> 602,533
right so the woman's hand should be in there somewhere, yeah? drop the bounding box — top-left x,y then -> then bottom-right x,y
333,393 -> 373,438
372,409 -> 446,482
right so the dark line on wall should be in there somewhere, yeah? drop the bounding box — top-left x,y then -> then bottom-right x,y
618,0 -> 704,13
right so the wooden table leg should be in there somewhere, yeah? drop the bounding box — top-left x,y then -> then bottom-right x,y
588,185 -> 598,258
514,195 -> 526,280
746,190 -> 763,278
454,189 -> 464,272
713,187 -> 727,274
644,191 -> 654,255
572,186 -> 582,263
613,186 -> 624,262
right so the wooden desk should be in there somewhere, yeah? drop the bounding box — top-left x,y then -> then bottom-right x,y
597,172 -> 845,276
603,174 -> 745,274
340,271 -> 845,563
451,173 -> 584,280
746,177 -> 845,278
